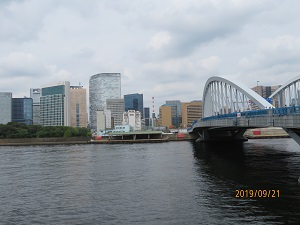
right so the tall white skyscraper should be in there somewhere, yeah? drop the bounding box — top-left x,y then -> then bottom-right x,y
89,73 -> 121,129
40,81 -> 71,126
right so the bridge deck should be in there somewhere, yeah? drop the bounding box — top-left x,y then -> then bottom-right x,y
189,106 -> 300,145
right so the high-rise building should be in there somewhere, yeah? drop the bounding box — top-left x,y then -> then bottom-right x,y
124,93 -> 143,117
252,85 -> 281,98
164,100 -> 182,127
12,98 -> 33,125
96,109 -> 112,133
159,100 -> 183,128
40,81 -> 70,126
30,88 -> 41,124
0,92 -> 12,124
252,85 -> 281,107
166,100 -> 181,117
70,86 -> 88,127
158,105 -> 172,128
181,100 -> 202,127
123,110 -> 142,131
143,107 -> 150,127
30,88 -> 41,104
89,73 -> 121,129
106,98 -> 124,127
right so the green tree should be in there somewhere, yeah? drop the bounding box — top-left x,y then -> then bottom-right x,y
36,130 -> 49,138
63,130 -> 72,138
27,125 -> 42,137
77,127 -> 90,137
68,127 -> 78,137
1,125 -> 17,138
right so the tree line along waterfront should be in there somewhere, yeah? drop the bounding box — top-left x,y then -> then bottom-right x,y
0,122 -> 92,139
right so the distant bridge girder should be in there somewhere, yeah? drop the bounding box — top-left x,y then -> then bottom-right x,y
203,76 -> 274,118
269,75 -> 300,107
190,75 -> 300,145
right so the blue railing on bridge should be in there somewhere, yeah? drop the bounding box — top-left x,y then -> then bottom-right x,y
201,106 -> 300,122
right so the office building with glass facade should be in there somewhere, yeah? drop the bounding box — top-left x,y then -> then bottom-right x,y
166,100 -> 181,116
0,92 -> 12,124
124,93 -> 143,118
159,100 -> 182,128
40,81 -> 70,126
12,98 -> 33,125
143,107 -> 150,127
89,73 -> 121,129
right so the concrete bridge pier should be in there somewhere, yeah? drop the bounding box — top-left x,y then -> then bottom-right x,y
284,128 -> 300,145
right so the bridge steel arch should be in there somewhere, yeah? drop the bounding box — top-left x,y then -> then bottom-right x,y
269,75 -> 300,108
203,76 -> 274,118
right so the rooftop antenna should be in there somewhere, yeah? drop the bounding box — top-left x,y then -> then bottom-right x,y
152,96 -> 155,118
152,96 -> 155,127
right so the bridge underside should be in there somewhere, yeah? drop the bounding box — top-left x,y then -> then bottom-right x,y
190,127 -> 248,143
284,128 -> 300,145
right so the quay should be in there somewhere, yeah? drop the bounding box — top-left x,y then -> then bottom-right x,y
244,127 -> 289,139
0,137 -> 91,146
0,129 -> 291,146
90,131 -> 192,144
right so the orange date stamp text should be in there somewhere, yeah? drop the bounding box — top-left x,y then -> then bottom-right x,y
235,189 -> 280,198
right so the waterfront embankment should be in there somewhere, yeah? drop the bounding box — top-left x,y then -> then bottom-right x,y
0,128 -> 290,146
244,127 -> 289,139
90,133 -> 193,144
0,137 -> 90,146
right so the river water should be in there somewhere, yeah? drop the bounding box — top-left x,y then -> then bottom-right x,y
0,139 -> 299,225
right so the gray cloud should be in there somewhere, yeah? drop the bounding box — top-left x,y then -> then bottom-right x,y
0,52 -> 52,78
0,0 -> 300,109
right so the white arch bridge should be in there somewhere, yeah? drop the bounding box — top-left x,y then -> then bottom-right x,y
188,75 -> 300,145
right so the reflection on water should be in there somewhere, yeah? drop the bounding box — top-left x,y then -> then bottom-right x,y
192,139 -> 300,224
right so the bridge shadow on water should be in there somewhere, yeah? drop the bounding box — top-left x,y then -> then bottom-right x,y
191,141 -> 248,186
191,140 -> 300,224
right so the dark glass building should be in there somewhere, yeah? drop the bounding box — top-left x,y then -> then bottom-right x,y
143,107 -> 150,126
124,93 -> 143,118
12,98 -> 33,125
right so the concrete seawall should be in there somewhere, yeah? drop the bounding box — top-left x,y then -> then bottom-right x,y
0,128 -> 290,146
244,127 -> 289,139
0,137 -> 91,146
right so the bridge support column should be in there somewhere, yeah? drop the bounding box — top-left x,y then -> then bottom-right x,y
195,130 -> 210,142
195,128 -> 248,143
284,128 -> 300,145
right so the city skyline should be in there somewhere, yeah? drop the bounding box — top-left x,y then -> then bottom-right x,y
1,1 -> 300,109
1,78 -> 283,116
0,81 -> 288,128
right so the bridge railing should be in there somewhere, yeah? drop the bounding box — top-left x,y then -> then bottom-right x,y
201,106 -> 300,122
272,106 -> 300,116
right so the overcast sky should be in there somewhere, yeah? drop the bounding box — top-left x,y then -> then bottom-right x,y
1,0 -> 300,111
